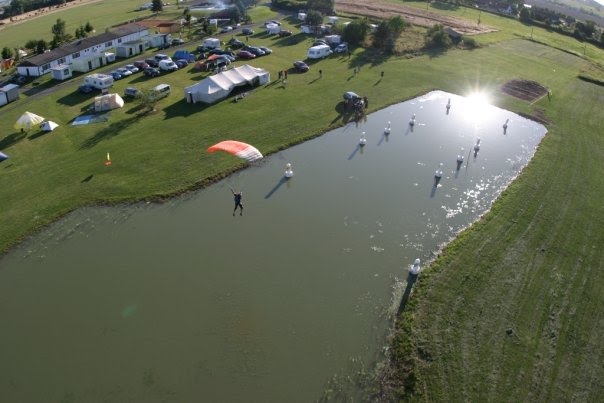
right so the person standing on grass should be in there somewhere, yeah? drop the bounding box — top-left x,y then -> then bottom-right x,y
231,189 -> 243,216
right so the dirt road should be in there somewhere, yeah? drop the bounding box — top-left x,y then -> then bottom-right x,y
335,0 -> 496,35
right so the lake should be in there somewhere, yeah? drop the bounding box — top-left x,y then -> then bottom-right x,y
0,91 -> 546,402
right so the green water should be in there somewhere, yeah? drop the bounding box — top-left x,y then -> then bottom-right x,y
0,91 -> 546,402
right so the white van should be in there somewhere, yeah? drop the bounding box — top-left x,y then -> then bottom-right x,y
307,44 -> 332,59
83,73 -> 114,90
151,84 -> 171,100
158,60 -> 178,72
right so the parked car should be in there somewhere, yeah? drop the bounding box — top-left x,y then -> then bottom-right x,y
220,26 -> 233,33
243,46 -> 265,56
174,59 -> 189,68
171,38 -> 185,46
241,27 -> 254,35
143,67 -> 160,77
78,84 -> 94,93
265,20 -> 281,26
197,45 -> 214,53
334,42 -> 349,54
124,87 -> 141,98
110,71 -> 123,80
116,67 -> 133,77
258,46 -> 272,55
124,64 -> 139,73
293,60 -> 309,73
133,60 -> 149,69
237,50 -> 256,59
227,38 -> 245,49
154,54 -> 171,63
145,58 -> 159,67
278,30 -> 292,37
158,60 -> 178,72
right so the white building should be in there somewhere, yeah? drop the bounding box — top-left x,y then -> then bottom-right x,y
17,23 -> 149,77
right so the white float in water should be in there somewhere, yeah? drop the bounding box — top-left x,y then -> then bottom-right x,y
359,132 -> 367,146
457,148 -> 465,163
409,114 -> 416,126
284,162 -> 294,178
384,121 -> 391,134
474,138 -> 481,152
434,162 -> 443,178
409,258 -> 421,275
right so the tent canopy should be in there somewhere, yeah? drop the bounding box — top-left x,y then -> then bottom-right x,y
94,93 -> 124,112
41,121 -> 59,132
14,111 -> 45,131
184,65 -> 269,104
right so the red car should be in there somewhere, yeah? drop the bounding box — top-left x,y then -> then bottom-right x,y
237,50 -> 256,59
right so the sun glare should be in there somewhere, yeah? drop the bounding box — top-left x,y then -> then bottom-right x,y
464,90 -> 494,119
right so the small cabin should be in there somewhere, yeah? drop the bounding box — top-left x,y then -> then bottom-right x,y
51,64 -> 72,81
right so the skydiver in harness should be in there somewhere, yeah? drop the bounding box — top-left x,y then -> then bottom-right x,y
231,189 -> 243,216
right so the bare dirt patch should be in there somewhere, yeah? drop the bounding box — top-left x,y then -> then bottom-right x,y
501,79 -> 549,102
335,0 -> 497,36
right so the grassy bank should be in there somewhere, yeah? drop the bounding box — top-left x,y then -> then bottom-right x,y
1,3 -> 604,400
385,29 -> 604,403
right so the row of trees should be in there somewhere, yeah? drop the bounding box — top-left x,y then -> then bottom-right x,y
520,5 -> 604,45
2,0 -> 71,18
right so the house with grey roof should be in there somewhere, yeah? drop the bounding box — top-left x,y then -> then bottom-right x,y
17,23 -> 149,77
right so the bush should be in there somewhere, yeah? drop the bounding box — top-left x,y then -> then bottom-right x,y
462,36 -> 477,49
425,24 -> 452,49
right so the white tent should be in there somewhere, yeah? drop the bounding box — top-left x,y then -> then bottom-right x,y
94,93 -> 124,112
184,65 -> 270,104
40,121 -> 59,132
14,111 -> 45,131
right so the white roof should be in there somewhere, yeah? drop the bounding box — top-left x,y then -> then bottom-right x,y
184,65 -> 269,104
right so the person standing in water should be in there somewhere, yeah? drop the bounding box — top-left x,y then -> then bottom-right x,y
232,189 -> 243,216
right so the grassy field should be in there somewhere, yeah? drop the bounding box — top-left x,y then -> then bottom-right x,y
1,2 -> 604,401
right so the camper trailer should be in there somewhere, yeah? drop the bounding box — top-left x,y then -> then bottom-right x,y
150,84 -> 171,101
307,44 -> 332,59
84,73 -> 114,90
202,38 -> 221,50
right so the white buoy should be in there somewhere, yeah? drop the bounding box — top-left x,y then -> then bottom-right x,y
384,121 -> 391,134
284,163 -> 294,178
474,138 -> 481,152
434,162 -> 443,178
409,258 -> 421,275
359,132 -> 367,146
503,118 -> 509,130
409,114 -> 416,126
457,153 -> 464,163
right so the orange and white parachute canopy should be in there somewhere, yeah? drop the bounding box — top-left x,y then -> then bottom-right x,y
207,140 -> 263,163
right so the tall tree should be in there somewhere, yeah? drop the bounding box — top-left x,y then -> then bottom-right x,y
36,39 -> 48,55
1,47 -> 14,60
51,18 -> 68,46
152,0 -> 163,12
305,10 -> 323,27
307,0 -> 334,15
84,21 -> 94,34
342,19 -> 370,46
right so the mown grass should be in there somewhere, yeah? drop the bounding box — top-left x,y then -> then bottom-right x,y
0,0 -> 156,51
1,3 -> 604,401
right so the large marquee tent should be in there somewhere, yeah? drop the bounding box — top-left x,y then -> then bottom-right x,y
184,65 -> 270,104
